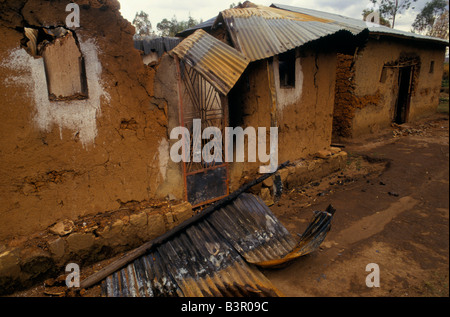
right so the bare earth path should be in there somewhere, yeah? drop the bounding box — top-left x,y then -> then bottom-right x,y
265,114 -> 449,297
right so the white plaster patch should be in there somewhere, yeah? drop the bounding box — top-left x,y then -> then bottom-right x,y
274,55 -> 304,112
158,137 -> 170,182
1,36 -> 109,148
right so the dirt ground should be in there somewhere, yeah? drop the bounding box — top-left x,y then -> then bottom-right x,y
266,112 -> 449,297
8,113 -> 449,298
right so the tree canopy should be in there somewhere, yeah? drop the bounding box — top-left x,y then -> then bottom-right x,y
132,10 -> 202,38
157,15 -> 201,37
411,0 -> 449,39
133,11 -> 153,38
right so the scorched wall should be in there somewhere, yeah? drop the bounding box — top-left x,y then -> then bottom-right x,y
0,0 -> 170,241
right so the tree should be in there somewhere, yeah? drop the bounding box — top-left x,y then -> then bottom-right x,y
367,0 -> 418,28
157,16 -> 182,37
412,0 -> 449,39
156,14 -> 201,37
133,11 -> 153,38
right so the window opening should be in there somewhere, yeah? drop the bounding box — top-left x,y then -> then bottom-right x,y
279,50 -> 296,88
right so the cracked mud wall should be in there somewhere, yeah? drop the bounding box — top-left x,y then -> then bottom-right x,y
225,60 -> 273,190
275,48 -> 337,164
226,49 -> 338,191
337,37 -> 446,138
332,53 -> 382,139
152,53 -> 184,199
0,0 -> 171,241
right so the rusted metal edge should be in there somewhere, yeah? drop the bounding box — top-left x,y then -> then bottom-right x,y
250,205 -> 336,268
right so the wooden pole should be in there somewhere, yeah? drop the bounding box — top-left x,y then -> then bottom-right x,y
80,160 -> 290,290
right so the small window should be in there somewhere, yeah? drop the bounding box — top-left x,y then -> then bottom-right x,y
279,50 -> 296,88
380,66 -> 387,83
429,61 -> 435,74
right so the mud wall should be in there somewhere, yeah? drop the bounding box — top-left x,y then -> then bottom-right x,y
333,54 -> 357,138
0,0 -> 170,241
152,53 -> 188,200
226,60 -> 273,190
227,48 -> 338,190
350,37 -> 446,137
274,48 -> 337,163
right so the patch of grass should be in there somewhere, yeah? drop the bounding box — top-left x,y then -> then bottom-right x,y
442,79 -> 449,89
423,271 -> 449,297
355,157 -> 362,171
438,95 -> 449,114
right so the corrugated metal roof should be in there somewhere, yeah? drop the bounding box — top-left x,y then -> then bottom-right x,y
222,6 -> 331,23
206,193 -> 297,264
177,3 -> 447,57
271,3 -> 449,45
101,193 -> 335,297
171,29 -> 250,95
216,4 -> 348,61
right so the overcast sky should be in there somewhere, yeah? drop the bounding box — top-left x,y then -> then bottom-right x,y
117,0 -> 430,33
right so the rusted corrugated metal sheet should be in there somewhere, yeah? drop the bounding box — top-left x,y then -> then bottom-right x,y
177,2 -> 447,58
215,4 -> 352,61
253,206 -> 335,268
206,194 -> 297,264
101,195 -> 285,297
101,193 -> 335,297
271,3 -> 449,45
171,29 -> 249,95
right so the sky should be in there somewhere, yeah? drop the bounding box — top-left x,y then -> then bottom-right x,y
117,0 -> 431,33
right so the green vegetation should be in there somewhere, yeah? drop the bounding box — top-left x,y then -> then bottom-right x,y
132,11 -> 202,38
438,95 -> 449,113
439,69 -> 449,114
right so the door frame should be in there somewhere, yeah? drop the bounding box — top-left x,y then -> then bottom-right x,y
174,55 -> 230,208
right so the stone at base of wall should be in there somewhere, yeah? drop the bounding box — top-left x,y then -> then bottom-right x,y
0,201 -> 194,295
260,150 -> 348,205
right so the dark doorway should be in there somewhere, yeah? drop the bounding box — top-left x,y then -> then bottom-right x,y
394,66 -> 413,124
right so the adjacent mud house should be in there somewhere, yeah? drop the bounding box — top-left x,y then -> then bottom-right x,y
333,36 -> 447,138
263,5 -> 448,138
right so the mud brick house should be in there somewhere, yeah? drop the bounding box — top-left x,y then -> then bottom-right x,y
160,2 -> 366,207
178,2 -> 448,142
333,36 -> 447,138
265,4 -> 448,138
